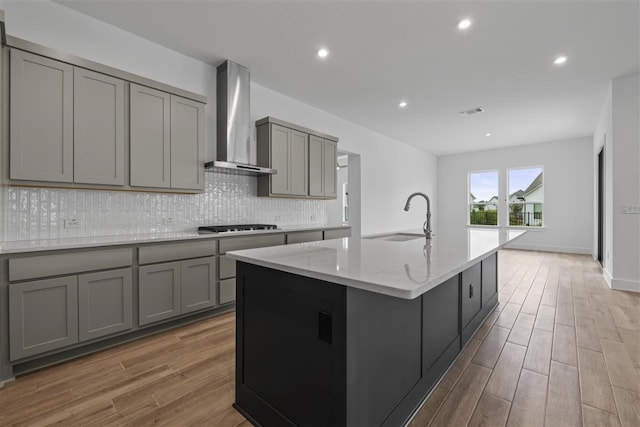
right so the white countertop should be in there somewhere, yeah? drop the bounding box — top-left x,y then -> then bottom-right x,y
227,227 -> 525,300
0,224 -> 351,254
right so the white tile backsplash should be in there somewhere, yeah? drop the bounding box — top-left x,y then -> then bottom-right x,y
5,171 -> 327,241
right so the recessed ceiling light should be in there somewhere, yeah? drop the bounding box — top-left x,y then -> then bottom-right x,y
317,48 -> 329,58
553,55 -> 567,65
485,132 -> 492,137
458,18 -> 472,30
399,101 -> 408,108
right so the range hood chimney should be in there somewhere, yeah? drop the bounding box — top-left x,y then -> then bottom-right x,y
205,60 -> 276,175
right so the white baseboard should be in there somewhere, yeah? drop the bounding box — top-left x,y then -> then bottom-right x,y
611,277 -> 640,292
603,268 -> 613,288
505,242 -> 592,255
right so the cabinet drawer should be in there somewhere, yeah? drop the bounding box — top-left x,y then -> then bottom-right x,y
219,234 -> 285,254
139,241 -> 216,265
219,278 -> 236,304
219,255 -> 236,279
324,228 -> 351,240
286,231 -> 323,244
9,248 -> 133,282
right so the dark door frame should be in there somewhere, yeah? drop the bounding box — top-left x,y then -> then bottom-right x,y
597,145 -> 605,266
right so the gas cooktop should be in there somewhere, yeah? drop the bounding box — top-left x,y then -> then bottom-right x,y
197,224 -> 278,233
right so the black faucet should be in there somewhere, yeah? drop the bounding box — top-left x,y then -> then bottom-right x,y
404,192 -> 433,239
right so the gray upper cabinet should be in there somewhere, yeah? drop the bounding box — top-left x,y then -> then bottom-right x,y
130,84 -> 171,188
74,68 -> 126,185
78,268 -> 133,342
323,139 -> 337,198
309,136 -> 337,198
9,276 -> 79,361
10,49 -> 73,182
181,256 -> 216,314
259,123 -> 308,196
170,95 -> 205,190
257,117 -> 337,199
130,84 -> 205,191
309,135 -> 324,197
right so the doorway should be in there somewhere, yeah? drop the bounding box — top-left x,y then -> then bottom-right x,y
326,150 -> 361,238
597,146 -> 604,266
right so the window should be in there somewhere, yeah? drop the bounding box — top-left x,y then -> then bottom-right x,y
468,170 -> 499,225
508,166 -> 544,227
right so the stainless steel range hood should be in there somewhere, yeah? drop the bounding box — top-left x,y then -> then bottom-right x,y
205,60 -> 276,175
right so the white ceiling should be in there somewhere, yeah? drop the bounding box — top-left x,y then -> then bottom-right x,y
54,0 -> 639,156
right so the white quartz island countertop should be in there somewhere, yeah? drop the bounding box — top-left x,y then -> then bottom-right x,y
227,228 -> 525,300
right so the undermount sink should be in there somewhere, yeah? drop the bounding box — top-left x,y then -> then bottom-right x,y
366,233 -> 425,242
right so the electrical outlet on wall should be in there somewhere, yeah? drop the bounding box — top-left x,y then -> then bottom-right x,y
64,218 -> 81,229
621,205 -> 640,214
310,215 -> 316,222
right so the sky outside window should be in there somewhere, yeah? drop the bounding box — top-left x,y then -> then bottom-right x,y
469,171 -> 498,201
509,167 -> 543,195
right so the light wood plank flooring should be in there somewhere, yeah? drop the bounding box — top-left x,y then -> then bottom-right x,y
410,249 -> 640,427
0,249 -> 638,426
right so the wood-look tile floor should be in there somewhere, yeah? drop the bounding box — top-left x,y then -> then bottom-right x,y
410,249 -> 640,427
0,249 -> 638,426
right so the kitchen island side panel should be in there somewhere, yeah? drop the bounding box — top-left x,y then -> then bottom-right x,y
235,262 -> 347,427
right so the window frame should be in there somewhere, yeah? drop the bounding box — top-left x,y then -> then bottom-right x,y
506,165 -> 545,228
467,169 -> 500,227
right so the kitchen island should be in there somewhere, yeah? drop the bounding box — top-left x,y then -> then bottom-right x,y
228,228 -> 524,427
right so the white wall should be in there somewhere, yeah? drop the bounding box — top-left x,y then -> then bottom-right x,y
594,73 -> 640,291
1,0 -> 437,236
438,137 -> 593,254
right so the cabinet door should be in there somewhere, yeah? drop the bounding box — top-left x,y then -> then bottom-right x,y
423,275 -> 460,370
170,95 -> 205,190
219,278 -> 236,305
461,263 -> 482,329
308,135 -> 324,197
270,124 -> 291,195
74,68 -> 125,185
139,262 -> 181,326
78,268 -> 132,342
10,49 -> 73,182
181,257 -> 216,314
9,276 -> 78,360
323,140 -> 337,198
482,253 -> 498,305
290,130 -> 309,196
130,84 -> 171,188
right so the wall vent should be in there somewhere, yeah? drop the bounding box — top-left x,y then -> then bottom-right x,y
458,107 -> 484,115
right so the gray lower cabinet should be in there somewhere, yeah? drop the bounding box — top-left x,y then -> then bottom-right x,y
9,276 -> 79,361
73,67 -> 125,186
324,228 -> 351,240
219,278 -> 236,305
139,257 -> 217,325
138,262 -> 181,326
78,268 -> 133,342
181,257 -> 216,314
286,230 -> 323,244
10,49 -> 74,183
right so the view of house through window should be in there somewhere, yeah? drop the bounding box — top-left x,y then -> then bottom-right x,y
469,170 -> 499,225
508,167 -> 544,227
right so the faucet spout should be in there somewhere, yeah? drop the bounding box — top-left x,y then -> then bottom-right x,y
404,192 -> 433,239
